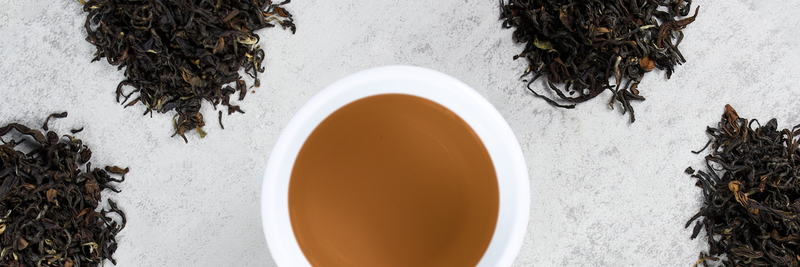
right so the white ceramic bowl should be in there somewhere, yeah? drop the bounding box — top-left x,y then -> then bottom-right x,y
261,65 -> 530,267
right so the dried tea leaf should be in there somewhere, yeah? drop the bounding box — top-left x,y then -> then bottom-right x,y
686,105 -> 800,266
42,111 -> 68,131
0,117 -> 126,266
500,0 -> 699,122
639,57 -> 655,71
15,238 -> 28,250
105,166 -> 129,175
196,126 -> 207,138
85,179 -> 99,200
46,189 -> 57,203
533,37 -> 555,52
81,0 -> 296,142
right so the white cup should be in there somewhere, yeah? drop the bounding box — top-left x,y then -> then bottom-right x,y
261,65 -> 530,267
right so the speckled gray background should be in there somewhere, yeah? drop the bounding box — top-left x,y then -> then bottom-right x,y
1,0 -> 799,266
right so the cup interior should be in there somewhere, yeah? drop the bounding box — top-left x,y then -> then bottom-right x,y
261,65 -> 530,267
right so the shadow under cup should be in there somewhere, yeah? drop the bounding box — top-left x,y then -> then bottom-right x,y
262,66 -> 529,267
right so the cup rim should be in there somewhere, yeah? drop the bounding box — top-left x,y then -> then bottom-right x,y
261,65 -> 530,267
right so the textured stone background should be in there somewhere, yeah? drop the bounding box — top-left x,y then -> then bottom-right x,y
1,0 -> 799,266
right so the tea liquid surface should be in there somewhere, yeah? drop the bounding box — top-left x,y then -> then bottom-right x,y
289,94 -> 499,267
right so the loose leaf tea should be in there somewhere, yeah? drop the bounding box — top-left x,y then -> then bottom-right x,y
0,113 -> 126,266
81,0 -> 296,142
500,0 -> 698,122
686,105 -> 800,267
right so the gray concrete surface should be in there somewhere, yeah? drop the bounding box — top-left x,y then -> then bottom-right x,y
1,0 -> 799,266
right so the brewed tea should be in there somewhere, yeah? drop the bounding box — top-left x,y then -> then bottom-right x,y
289,94 -> 499,267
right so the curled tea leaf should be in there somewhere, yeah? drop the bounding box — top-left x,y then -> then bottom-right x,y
47,189 -> 57,203
533,37 -> 556,52
686,105 -> 800,266
105,166 -> 129,175
500,0 -> 699,122
0,118 -> 126,266
42,111 -> 68,131
639,57 -> 655,72
81,0 -> 296,142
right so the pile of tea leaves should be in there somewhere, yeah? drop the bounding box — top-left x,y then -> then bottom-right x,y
500,0 -> 698,122
0,113 -> 126,267
81,0 -> 296,142
686,105 -> 800,267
